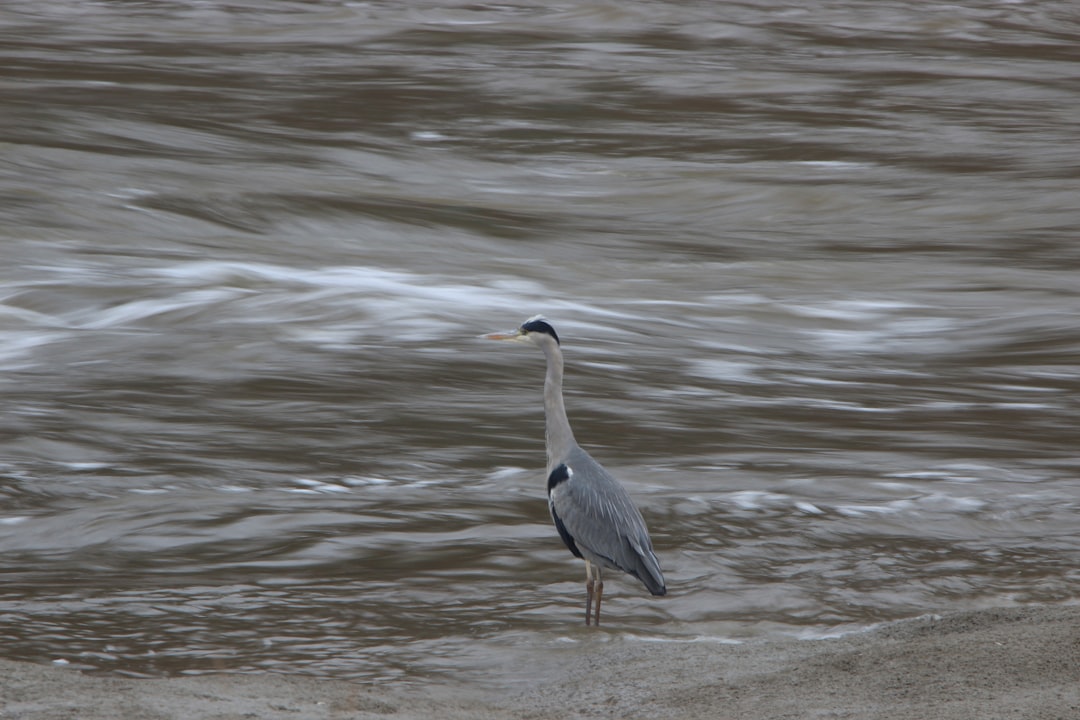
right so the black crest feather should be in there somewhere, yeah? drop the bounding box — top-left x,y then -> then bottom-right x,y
521,317 -> 559,345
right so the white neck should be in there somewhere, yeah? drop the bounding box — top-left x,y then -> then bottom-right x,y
540,338 -> 576,472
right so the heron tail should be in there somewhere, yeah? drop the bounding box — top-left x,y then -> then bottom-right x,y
627,537 -> 667,596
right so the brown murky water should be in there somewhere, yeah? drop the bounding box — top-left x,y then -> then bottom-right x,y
2,0 -> 1079,684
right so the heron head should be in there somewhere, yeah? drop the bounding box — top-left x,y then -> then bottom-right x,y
483,315 -> 560,346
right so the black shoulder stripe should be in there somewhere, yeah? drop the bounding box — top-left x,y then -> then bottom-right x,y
550,504 -> 583,559
546,463 -> 572,494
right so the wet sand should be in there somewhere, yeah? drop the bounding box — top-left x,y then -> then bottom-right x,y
3,604 -> 1077,719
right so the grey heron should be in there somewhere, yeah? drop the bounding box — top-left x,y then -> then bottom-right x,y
484,316 -> 666,626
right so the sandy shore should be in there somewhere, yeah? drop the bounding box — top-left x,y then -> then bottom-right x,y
3,604 -> 1078,720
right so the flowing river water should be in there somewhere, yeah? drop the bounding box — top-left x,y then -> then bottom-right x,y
2,0 -> 1079,685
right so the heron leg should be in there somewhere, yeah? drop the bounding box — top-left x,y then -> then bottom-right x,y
584,560 -> 594,626
594,567 -> 604,626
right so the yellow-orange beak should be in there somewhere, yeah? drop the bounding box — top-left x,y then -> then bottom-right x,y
482,330 -> 521,341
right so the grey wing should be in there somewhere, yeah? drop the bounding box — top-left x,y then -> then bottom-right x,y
549,453 -> 666,596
